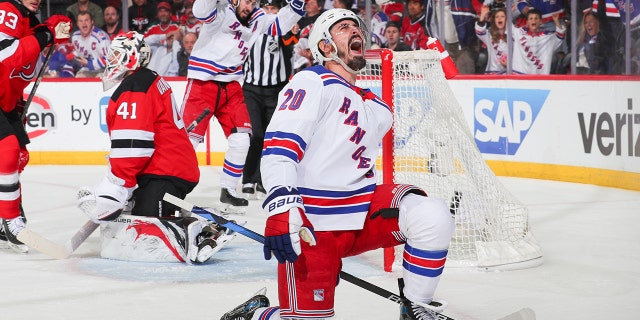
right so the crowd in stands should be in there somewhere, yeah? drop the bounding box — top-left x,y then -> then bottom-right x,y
39,0 -> 639,78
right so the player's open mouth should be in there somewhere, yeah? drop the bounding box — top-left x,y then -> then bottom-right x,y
350,38 -> 363,55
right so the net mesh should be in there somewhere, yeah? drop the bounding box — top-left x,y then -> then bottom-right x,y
358,50 -> 543,269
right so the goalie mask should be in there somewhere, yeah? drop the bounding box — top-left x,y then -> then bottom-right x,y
308,8 -> 369,74
102,31 -> 151,91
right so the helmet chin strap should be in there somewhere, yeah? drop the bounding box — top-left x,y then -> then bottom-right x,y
325,40 -> 360,75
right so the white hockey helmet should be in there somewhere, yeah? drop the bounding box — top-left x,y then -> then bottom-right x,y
102,31 -> 151,91
308,8 -> 369,67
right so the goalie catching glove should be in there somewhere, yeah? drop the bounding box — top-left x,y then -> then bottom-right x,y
262,187 -> 316,263
77,173 -> 135,223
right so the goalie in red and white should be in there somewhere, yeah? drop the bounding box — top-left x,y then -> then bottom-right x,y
77,31 -> 235,264
0,0 -> 71,253
221,9 -> 455,320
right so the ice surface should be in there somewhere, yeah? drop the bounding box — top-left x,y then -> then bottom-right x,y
1,166 -> 638,319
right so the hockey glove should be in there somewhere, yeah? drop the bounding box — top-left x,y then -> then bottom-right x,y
34,15 -> 72,46
264,207 -> 316,263
77,174 -> 134,223
286,0 -> 306,16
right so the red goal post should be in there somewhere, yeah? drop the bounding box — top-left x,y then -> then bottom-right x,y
358,49 -> 544,272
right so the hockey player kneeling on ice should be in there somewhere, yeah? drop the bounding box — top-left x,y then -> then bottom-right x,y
77,31 -> 236,264
220,9 -> 455,320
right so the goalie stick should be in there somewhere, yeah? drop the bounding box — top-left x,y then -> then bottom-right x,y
163,194 -> 533,320
62,108 -> 213,257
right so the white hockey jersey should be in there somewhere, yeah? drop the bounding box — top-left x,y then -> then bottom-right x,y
261,66 -> 393,231
511,25 -> 565,74
187,0 -> 303,82
71,27 -> 111,71
475,22 -> 508,74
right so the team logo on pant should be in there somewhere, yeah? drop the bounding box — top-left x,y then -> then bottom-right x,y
313,289 -> 324,301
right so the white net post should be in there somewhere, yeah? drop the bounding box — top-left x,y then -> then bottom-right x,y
358,49 -> 543,271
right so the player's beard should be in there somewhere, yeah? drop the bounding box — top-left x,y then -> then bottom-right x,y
347,56 -> 366,72
237,11 -> 251,26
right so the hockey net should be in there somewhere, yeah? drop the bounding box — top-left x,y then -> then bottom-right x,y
358,49 -> 543,271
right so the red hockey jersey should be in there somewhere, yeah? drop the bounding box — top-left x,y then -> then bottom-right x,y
106,68 -> 199,188
0,0 -> 42,113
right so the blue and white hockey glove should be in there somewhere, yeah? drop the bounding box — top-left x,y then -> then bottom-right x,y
263,187 -> 316,263
287,0 -> 306,16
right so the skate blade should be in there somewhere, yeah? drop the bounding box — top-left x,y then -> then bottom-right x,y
218,203 -> 248,215
8,242 -> 29,254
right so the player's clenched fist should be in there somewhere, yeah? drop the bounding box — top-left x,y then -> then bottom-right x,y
262,186 -> 316,263
38,15 -> 72,45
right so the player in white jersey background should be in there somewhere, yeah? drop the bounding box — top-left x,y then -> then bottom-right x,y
220,8 -> 455,320
180,0 -> 306,213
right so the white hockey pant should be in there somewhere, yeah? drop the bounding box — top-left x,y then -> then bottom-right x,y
398,193 -> 455,304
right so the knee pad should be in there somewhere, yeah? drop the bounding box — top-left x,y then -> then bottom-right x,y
398,194 -> 455,250
227,132 -> 250,152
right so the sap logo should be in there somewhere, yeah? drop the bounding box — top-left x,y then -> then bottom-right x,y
22,94 -> 57,139
474,88 -> 547,155
99,96 -> 110,133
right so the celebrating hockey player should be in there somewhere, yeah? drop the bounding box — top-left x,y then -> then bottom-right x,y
220,8 -> 455,320
179,0 -> 306,213
0,0 -> 71,253
77,31 -> 232,264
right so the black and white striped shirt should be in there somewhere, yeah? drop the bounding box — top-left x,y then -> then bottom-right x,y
243,34 -> 293,87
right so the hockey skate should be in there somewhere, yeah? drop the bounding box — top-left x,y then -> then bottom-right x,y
399,297 -> 447,320
220,287 -> 270,320
220,188 -> 248,214
186,219 -> 237,264
241,183 -> 267,200
0,217 -> 29,254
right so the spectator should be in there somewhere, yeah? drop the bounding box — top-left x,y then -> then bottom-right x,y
180,1 -> 202,35
290,0 -> 326,73
72,11 -> 111,77
170,0 -> 188,24
66,0 -> 105,29
40,44 -> 76,78
475,6 -> 508,74
102,6 -> 123,40
178,32 -> 197,76
511,9 -> 566,74
358,0 -> 390,48
129,0 -> 157,33
401,0 -> 430,50
423,0 -> 480,74
241,0 -> 295,199
382,21 -> 412,51
380,0 -> 405,22
575,12 -> 610,74
145,1 -> 182,76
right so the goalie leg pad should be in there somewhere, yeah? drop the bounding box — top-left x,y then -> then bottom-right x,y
100,215 -> 188,263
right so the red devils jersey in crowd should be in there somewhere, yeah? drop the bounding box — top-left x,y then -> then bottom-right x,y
106,68 -> 199,189
0,0 -> 42,113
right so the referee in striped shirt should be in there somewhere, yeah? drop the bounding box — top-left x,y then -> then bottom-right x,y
242,0 -> 297,198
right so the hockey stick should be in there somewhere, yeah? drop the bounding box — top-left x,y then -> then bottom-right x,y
16,228 -> 69,259
164,194 -> 536,320
163,194 -> 463,319
62,108 -> 213,257
22,46 -> 54,122
186,108 -> 210,132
